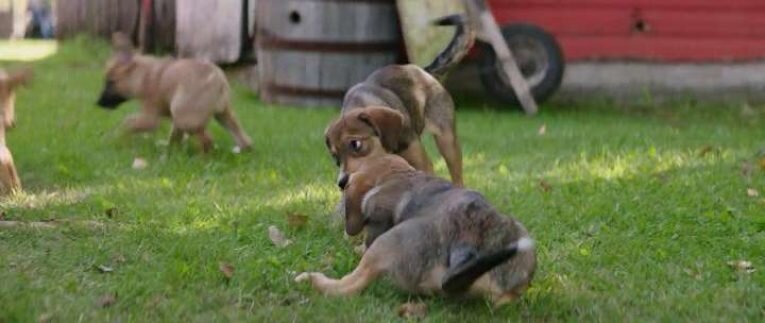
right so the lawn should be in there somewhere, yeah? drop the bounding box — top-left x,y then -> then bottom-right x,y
0,38 -> 763,322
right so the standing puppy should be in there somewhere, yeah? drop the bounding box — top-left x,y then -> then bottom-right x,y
0,68 -> 32,194
97,33 -> 252,153
325,15 -> 474,187
296,154 -> 536,306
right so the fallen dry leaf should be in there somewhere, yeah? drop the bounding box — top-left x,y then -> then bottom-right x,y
146,294 -> 166,309
698,145 -> 716,157
95,265 -> 114,273
112,254 -> 126,264
741,161 -> 754,179
38,313 -> 53,323
286,212 -> 308,229
219,262 -> 234,280
539,179 -> 553,193
398,301 -> 428,319
740,103 -> 757,117
104,207 -> 118,218
132,157 -> 148,170
537,123 -> 546,136
268,225 -> 292,248
760,157 -> 765,171
97,293 -> 117,308
727,260 -> 756,274
747,188 -> 760,197
682,268 -> 703,281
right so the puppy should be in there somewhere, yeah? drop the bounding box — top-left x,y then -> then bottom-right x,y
97,32 -> 252,153
296,154 -> 536,306
0,68 -> 32,195
325,15 -> 474,187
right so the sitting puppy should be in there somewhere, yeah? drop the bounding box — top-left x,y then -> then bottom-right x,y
0,68 -> 32,195
325,15 -> 474,187
296,154 -> 536,306
97,33 -> 252,153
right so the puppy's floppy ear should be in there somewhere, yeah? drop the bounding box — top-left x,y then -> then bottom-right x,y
357,107 -> 406,152
7,68 -> 33,88
111,32 -> 135,62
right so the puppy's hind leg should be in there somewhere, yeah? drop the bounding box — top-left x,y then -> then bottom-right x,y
0,145 -> 21,194
425,92 -> 463,187
431,129 -> 463,187
167,125 -> 185,146
296,238 -> 394,296
214,106 -> 252,152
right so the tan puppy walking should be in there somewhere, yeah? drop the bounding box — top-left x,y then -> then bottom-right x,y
97,33 -> 252,153
0,68 -> 32,195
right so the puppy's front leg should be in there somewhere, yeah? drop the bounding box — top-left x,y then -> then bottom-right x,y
343,177 -> 374,236
168,126 -> 184,145
194,129 -> 214,153
123,113 -> 159,133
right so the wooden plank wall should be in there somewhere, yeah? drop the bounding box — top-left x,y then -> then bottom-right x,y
56,0 -> 139,39
56,0 -> 175,52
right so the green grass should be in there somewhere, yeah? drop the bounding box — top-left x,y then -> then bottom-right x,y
1,38 -> 764,322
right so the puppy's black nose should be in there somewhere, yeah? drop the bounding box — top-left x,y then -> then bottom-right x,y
337,173 -> 349,190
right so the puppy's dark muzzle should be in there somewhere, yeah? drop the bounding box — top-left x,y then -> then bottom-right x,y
97,81 -> 128,109
337,173 -> 349,190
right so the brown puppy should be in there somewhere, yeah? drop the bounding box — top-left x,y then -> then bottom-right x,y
97,33 -> 252,153
0,68 -> 32,195
325,15 -> 474,188
296,154 -> 536,306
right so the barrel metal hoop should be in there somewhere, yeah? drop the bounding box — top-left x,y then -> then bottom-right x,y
302,0 -> 394,3
265,83 -> 347,99
258,34 -> 399,53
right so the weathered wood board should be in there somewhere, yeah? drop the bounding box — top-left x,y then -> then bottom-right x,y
56,0 -> 139,40
396,0 -> 466,66
176,0 -> 242,63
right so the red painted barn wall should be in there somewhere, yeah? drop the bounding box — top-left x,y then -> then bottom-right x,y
488,0 -> 765,62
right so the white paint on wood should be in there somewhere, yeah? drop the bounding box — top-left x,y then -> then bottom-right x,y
176,0 -> 242,63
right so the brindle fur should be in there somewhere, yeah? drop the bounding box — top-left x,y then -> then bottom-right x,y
325,15 -> 474,188
297,155 -> 536,306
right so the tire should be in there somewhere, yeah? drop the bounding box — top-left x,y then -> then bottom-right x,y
478,24 -> 565,107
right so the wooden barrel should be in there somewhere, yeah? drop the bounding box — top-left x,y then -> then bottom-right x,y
256,0 -> 401,107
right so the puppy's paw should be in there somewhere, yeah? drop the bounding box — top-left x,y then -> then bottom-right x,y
295,272 -> 316,284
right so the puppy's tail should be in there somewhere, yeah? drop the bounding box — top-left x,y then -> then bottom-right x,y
441,237 -> 534,294
423,14 -> 476,78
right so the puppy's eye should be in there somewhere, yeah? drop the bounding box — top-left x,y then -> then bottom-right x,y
349,140 -> 362,152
